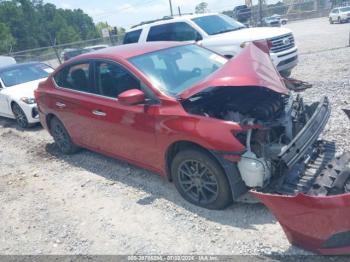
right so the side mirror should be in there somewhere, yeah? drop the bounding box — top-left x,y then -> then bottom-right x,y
118,89 -> 145,106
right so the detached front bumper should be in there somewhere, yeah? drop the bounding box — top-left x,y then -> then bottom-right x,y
252,186 -> 350,255
250,97 -> 350,255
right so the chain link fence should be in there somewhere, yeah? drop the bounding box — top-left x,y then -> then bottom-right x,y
3,35 -> 124,69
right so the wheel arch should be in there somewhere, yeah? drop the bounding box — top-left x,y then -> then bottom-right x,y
165,140 -> 248,200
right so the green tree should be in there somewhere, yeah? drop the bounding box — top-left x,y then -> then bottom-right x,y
56,26 -> 81,44
195,2 -> 208,14
0,23 -> 15,53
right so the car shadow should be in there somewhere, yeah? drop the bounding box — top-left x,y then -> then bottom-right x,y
0,116 -> 42,132
44,142 -> 276,230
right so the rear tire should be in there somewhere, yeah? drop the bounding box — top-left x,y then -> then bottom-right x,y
50,117 -> 79,154
12,103 -> 29,128
171,149 -> 232,210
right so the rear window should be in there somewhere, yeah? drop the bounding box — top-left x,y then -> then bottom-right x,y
123,29 -> 142,44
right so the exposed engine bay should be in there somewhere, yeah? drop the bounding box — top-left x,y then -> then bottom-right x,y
182,86 -> 350,196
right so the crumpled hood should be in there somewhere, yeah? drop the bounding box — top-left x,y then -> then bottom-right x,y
2,78 -> 45,100
179,42 -> 289,100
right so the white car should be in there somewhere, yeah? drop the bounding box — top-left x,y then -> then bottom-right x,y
0,62 -> 53,128
0,56 -> 16,67
329,6 -> 350,24
123,13 -> 298,77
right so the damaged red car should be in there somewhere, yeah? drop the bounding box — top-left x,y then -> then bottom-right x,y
35,41 -> 350,255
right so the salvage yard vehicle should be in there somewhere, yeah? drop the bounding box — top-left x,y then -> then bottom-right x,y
61,48 -> 93,62
123,13 -> 298,77
35,42 -> 350,255
0,56 -> 16,67
329,6 -> 350,23
0,62 -> 53,128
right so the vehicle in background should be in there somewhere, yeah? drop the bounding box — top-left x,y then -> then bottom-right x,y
262,14 -> 288,27
0,62 -> 53,128
61,48 -> 93,62
35,42 -> 350,255
84,44 -> 109,51
262,16 -> 281,27
329,6 -> 350,23
123,13 -> 298,77
233,5 -> 251,24
0,56 -> 16,67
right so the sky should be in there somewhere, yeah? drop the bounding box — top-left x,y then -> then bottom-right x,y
45,0 -> 248,29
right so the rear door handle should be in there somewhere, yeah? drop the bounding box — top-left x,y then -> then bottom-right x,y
56,102 -> 66,108
92,110 -> 107,116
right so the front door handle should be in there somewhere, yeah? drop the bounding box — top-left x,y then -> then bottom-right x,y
92,110 -> 107,117
56,102 -> 66,108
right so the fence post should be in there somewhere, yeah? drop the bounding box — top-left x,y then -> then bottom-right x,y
53,45 -> 62,65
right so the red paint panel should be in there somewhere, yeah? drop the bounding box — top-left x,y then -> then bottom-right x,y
252,191 -> 350,255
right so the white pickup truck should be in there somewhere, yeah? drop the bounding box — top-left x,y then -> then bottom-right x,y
123,13 -> 298,77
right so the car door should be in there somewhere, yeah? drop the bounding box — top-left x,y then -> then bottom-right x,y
85,60 -> 159,170
51,61 -> 106,147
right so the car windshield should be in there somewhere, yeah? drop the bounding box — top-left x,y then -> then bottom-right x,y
129,45 -> 227,97
0,63 -> 53,87
192,14 -> 245,35
340,7 -> 350,12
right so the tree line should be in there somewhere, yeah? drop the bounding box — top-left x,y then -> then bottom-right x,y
0,0 -> 102,54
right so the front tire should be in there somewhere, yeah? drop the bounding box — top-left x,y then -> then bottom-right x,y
12,103 -> 29,128
171,149 -> 232,210
329,17 -> 333,24
50,117 -> 79,154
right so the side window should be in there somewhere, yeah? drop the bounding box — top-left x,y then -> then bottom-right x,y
172,22 -> 202,41
147,22 -> 201,42
147,23 -> 173,41
95,62 -> 141,98
54,63 -> 93,93
123,29 -> 142,44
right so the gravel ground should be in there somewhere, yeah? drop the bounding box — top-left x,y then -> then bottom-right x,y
0,19 -> 350,257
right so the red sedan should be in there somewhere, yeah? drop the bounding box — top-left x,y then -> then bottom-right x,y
35,42 -> 350,254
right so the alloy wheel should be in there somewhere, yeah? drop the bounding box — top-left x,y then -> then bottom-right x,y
12,103 -> 28,128
52,121 -> 71,152
177,160 -> 219,205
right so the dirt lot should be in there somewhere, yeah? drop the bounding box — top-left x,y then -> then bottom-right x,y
0,18 -> 350,256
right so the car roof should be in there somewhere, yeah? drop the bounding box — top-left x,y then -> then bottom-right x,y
128,13 -> 220,31
70,42 -> 189,61
0,62 -> 46,73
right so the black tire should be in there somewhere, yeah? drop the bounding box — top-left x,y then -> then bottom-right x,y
338,17 -> 341,23
281,20 -> 287,25
329,17 -> 333,24
280,69 -> 292,78
171,149 -> 232,210
50,117 -> 79,154
12,103 -> 29,128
